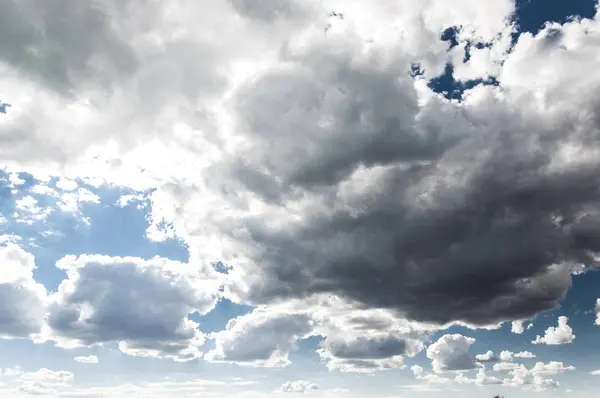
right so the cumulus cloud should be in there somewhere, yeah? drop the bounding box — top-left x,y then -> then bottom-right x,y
474,350 -> 498,363
73,355 -> 99,364
280,380 -> 319,393
500,360 -> 575,391
426,334 -> 476,373
0,244 -> 47,339
532,316 -> 576,345
511,320 -> 534,334
499,350 -> 536,362
1,0 -> 600,382
44,254 -> 222,361
595,299 -> 600,325
205,309 -> 313,367
455,369 -> 502,386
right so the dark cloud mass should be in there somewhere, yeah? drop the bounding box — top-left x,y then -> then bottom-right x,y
225,22 -> 600,327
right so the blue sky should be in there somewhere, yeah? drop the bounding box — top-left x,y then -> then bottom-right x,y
2,0 -> 600,397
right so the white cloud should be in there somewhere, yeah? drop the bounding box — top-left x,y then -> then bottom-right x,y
426,334 -> 476,373
205,309 -> 313,367
498,350 -> 536,362
511,320 -> 525,334
529,361 -> 576,376
532,316 -> 576,345
474,350 -> 497,363
0,244 -> 47,339
455,369 -> 502,386
44,254 -> 222,361
591,369 -> 600,375
73,355 -> 99,364
280,380 -> 319,393
595,299 -> 600,326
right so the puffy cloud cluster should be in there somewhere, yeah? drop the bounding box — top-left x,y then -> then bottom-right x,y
44,254 -> 222,361
532,316 -> 576,345
595,299 -> 600,325
280,380 -> 319,393
498,350 -> 536,362
498,361 -> 575,391
426,334 -> 476,373
205,309 -> 313,367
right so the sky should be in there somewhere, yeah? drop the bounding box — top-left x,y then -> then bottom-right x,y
1,0 -> 600,397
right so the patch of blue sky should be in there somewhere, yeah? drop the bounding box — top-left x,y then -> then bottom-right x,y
513,0 -> 598,35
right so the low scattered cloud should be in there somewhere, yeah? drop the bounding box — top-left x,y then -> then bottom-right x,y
426,334 -> 477,373
532,316 -> 576,345
73,355 -> 99,364
44,254 -> 222,361
205,310 -> 313,367
280,380 -> 319,393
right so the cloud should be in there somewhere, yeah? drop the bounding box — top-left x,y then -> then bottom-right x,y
532,316 -> 576,345
529,361 -> 576,376
44,254 -> 222,361
500,360 -> 575,391
18,368 -> 74,396
426,334 -> 477,373
499,350 -> 536,362
280,380 -> 319,393
595,298 -> 600,325
591,369 -> 600,375
205,309 -> 313,367
2,0 -> 600,380
73,355 -> 99,364
455,369 -> 502,386
474,350 -> 498,363
0,244 -> 47,339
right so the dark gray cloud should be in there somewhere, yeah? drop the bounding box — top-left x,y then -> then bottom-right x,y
323,336 -> 407,360
0,0 -> 137,94
223,21 -> 600,328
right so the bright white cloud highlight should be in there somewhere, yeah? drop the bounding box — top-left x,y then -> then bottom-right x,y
532,316 -> 576,345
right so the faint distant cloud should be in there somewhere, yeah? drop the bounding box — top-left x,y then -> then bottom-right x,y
73,355 -> 99,364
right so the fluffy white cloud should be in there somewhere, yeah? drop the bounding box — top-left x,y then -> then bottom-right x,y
474,350 -> 497,363
73,355 -> 99,364
280,380 -> 319,393
530,361 -> 576,376
498,350 -> 536,362
532,316 -> 576,345
44,254 -> 222,361
500,361 -> 575,391
426,334 -> 476,373
591,369 -> 600,375
454,369 -> 502,386
205,309 -> 313,367
0,244 -> 47,339
595,299 -> 600,325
